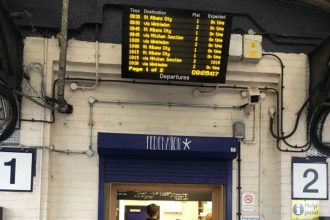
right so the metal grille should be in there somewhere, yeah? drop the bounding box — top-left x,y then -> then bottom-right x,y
307,145 -> 328,157
1,129 -> 20,144
104,158 -> 229,184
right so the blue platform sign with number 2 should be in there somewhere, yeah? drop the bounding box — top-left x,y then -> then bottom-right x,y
0,151 -> 33,191
292,158 -> 328,200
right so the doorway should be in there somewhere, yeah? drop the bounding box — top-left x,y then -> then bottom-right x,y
105,183 -> 225,220
98,132 -> 238,220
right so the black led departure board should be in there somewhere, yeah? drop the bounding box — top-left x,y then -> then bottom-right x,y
122,6 -> 232,83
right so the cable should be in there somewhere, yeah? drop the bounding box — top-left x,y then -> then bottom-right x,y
24,62 -> 47,99
264,53 -> 330,153
20,79 -> 58,123
18,62 -> 56,123
22,78 -> 41,99
263,54 -> 305,137
10,144 -> 88,155
20,110 -> 55,124
269,117 -> 311,149
14,90 -> 58,110
263,87 -> 311,152
0,82 -> 18,141
262,34 -> 319,46
260,55 -> 312,151
231,28 -> 245,35
261,32 -> 324,40
310,102 -> 330,154
230,13 -> 323,46
269,81 -> 322,140
65,76 -> 249,90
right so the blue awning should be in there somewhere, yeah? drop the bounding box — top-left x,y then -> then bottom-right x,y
98,132 -> 238,160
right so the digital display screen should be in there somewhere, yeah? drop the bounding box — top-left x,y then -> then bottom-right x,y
122,6 -> 232,83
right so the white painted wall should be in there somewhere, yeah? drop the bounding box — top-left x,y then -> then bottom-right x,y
0,37 -> 329,220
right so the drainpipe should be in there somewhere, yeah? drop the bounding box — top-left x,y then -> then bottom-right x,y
57,0 -> 72,113
237,140 -> 242,220
233,122 -> 245,220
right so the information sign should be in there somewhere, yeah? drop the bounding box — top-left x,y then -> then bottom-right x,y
292,157 -> 328,200
241,217 -> 259,220
291,200 -> 320,219
242,192 -> 256,212
122,6 -> 232,83
0,148 -> 35,192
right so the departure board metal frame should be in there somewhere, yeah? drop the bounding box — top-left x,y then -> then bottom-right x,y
122,5 -> 232,83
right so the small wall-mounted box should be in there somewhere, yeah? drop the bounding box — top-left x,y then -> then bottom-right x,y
229,34 -> 243,61
243,34 -> 262,62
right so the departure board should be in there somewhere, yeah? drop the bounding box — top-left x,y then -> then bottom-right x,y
122,6 -> 232,83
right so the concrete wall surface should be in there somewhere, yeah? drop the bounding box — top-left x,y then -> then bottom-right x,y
0,37 -> 329,220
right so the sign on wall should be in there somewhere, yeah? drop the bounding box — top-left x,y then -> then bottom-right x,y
0,148 -> 36,192
292,157 -> 328,200
241,217 -> 259,220
122,5 -> 232,83
291,200 -> 320,219
98,132 -> 238,160
241,192 -> 256,212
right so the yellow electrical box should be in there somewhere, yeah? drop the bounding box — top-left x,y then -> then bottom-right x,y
243,34 -> 262,62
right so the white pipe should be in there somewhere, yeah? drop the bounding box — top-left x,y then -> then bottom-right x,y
37,38 -> 48,220
41,38 -> 48,98
37,149 -> 43,220
258,100 -> 263,219
244,105 -> 256,144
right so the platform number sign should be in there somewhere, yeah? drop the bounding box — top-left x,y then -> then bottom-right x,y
292,157 -> 328,200
0,148 -> 35,192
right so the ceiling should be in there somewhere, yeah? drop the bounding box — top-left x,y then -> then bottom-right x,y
278,0 -> 330,13
303,0 -> 330,11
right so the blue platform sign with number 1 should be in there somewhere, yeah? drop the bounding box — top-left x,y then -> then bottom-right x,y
292,158 -> 328,200
0,150 -> 34,191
